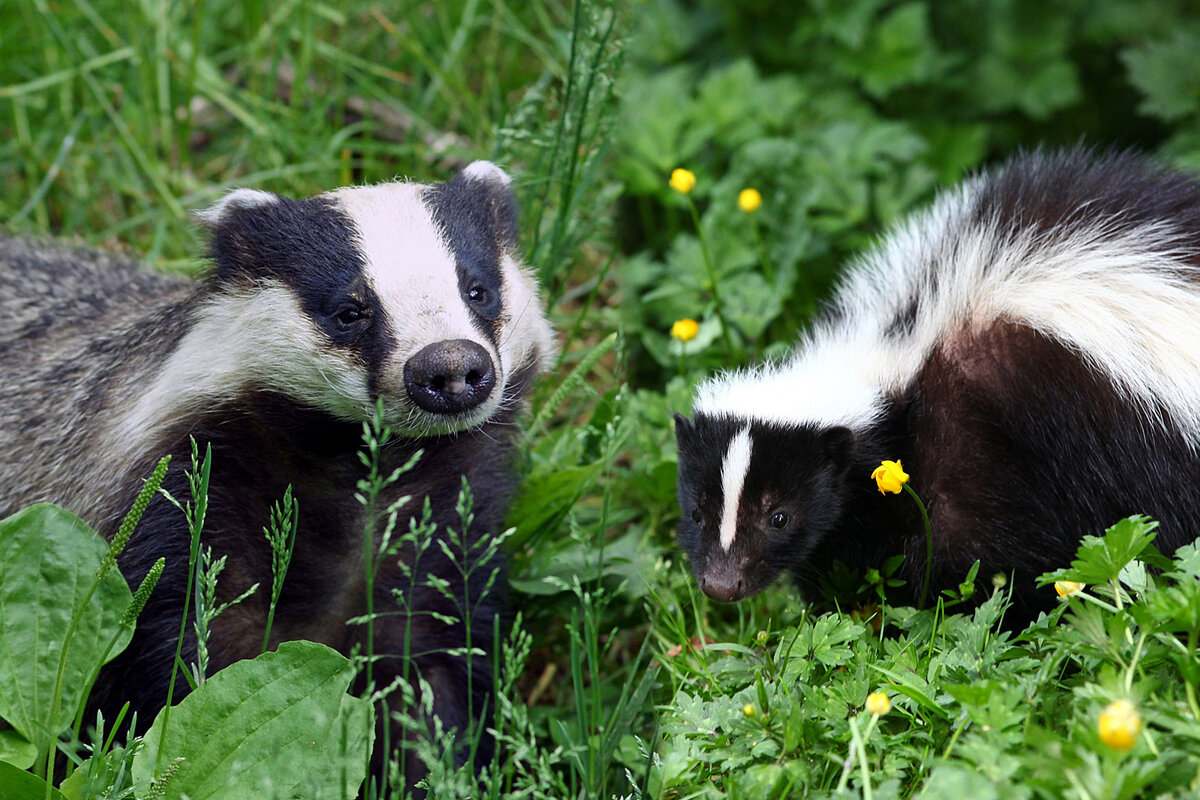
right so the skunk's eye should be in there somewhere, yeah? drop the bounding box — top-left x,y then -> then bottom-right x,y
691,507 -> 703,524
769,512 -> 790,529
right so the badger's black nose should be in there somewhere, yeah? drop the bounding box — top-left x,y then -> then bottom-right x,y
404,339 -> 496,415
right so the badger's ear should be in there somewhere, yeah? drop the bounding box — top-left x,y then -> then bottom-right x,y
427,160 -> 520,248
460,160 -> 513,188
194,188 -> 280,230
196,189 -> 283,282
820,426 -> 855,478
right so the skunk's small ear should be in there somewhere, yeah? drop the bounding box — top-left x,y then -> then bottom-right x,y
820,426 -> 855,477
194,188 -> 279,230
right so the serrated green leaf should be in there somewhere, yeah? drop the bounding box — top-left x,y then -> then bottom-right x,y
844,3 -> 946,97
1043,516 -> 1160,585
1122,33 -> 1200,122
868,664 -> 943,717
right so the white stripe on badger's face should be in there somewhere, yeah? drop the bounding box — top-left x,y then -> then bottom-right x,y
330,183 -> 503,432
332,184 -> 486,367
111,281 -> 373,459
718,426 -> 753,552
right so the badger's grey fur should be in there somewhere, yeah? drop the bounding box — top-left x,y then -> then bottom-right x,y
676,149 -> 1200,622
0,161 -> 554,784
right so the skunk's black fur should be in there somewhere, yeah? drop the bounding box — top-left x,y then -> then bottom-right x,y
676,149 -> 1200,622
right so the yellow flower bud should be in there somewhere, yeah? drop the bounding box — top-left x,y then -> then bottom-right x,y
866,691 -> 891,716
871,460 -> 909,494
1098,699 -> 1142,750
669,168 -> 697,195
743,703 -> 757,717
738,188 -> 762,213
1055,580 -> 1085,597
671,318 -> 700,342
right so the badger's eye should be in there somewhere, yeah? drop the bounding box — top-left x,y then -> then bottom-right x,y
691,507 -> 702,524
769,512 -> 790,530
467,285 -> 489,305
333,305 -> 368,330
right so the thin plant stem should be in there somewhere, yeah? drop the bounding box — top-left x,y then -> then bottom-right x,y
1188,630 -> 1200,720
903,483 -> 933,610
750,215 -> 774,286
686,195 -> 737,358
157,441 -> 211,777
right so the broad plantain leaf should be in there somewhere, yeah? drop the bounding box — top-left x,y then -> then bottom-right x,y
0,759 -> 67,799
0,504 -> 134,763
0,728 -> 37,769
132,640 -> 370,800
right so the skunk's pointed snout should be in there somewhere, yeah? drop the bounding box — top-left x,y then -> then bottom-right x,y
700,559 -> 747,603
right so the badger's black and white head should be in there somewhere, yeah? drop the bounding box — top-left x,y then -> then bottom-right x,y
675,413 -> 854,602
122,161 -> 554,441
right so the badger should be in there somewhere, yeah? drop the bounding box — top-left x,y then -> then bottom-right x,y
675,149 -> 1200,621
0,161 -> 554,784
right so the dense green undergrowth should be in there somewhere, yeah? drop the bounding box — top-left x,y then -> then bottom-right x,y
6,0 -> 1200,797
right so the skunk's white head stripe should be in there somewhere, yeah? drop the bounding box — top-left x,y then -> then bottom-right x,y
719,426 -> 753,551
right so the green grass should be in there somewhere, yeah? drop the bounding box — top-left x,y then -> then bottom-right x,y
6,0 -> 1200,797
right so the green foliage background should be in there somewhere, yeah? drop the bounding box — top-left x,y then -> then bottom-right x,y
5,0 -> 1200,797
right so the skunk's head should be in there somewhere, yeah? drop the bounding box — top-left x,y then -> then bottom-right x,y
188,161 -> 555,436
674,414 -> 854,602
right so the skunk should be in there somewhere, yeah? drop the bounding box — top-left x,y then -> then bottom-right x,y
675,149 -> 1200,619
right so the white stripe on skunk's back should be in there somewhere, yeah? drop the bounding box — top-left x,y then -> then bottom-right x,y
696,169 -> 1200,441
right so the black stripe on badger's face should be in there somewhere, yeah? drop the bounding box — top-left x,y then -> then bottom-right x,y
675,413 -> 855,602
421,170 -> 519,347
207,195 -> 395,380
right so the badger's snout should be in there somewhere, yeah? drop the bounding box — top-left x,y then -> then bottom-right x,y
404,339 -> 496,415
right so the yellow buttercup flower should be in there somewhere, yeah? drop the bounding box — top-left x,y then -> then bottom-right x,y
738,188 -> 762,213
671,318 -> 700,342
865,691 -> 891,716
1055,580 -> 1085,597
871,460 -> 909,494
1098,699 -> 1142,750
669,168 -> 696,195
